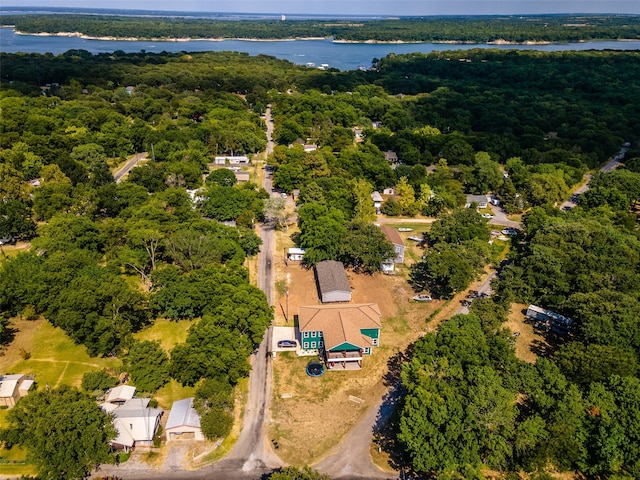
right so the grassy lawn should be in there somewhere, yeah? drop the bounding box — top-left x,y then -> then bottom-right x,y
133,317 -> 195,352
154,380 -> 196,410
0,243 -> 30,266
1,319 -> 121,390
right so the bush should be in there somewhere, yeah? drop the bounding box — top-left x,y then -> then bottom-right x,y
381,197 -> 402,216
81,370 -> 118,393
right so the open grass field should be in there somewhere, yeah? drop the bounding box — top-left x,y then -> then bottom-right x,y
133,317 -> 195,352
0,318 -> 121,389
0,318 -> 120,475
0,242 -> 30,266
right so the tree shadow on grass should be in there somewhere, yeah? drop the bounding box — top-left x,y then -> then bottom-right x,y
0,319 -> 17,350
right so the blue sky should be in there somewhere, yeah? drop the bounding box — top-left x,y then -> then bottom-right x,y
5,1 -> 640,15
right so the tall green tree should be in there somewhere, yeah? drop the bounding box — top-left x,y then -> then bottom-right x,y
125,340 -> 170,393
0,386 -> 116,480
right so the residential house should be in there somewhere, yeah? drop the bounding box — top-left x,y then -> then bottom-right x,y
214,155 -> 250,165
371,191 -> 384,214
297,303 -> 382,370
465,194 -> 488,209
303,144 -> 317,152
526,305 -> 574,335
101,397 -> 163,452
382,187 -> 395,196
165,398 -> 204,441
315,260 -> 352,303
384,151 -> 398,164
287,247 -> 305,262
380,226 -> 405,273
0,374 -> 34,408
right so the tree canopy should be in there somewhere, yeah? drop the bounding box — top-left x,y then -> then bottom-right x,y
0,386 -> 116,480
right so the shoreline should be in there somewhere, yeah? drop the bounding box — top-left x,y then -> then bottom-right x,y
10,29 -> 636,45
13,29 -> 332,43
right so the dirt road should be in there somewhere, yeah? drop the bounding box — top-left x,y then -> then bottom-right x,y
216,104 -> 282,472
314,386 -> 401,479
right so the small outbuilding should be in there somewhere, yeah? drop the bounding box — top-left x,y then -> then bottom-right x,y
105,385 -> 136,404
0,374 -> 34,408
315,260 -> 352,303
234,170 -> 251,183
287,247 -> 306,262
165,398 -> 204,441
214,155 -> 250,165
381,226 -> 405,263
371,191 -> 384,213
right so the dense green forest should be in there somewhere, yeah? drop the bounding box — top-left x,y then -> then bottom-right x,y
3,14 -> 640,42
1,47 -> 640,478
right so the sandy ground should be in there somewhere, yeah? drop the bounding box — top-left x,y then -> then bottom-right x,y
505,303 -> 549,364
0,317 -> 45,370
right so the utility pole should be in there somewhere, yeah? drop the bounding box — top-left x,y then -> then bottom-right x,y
285,272 -> 291,323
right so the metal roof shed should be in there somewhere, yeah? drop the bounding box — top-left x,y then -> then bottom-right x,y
166,398 -> 204,441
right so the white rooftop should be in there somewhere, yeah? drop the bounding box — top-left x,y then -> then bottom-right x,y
166,397 -> 201,430
105,385 -> 136,403
0,374 -> 24,398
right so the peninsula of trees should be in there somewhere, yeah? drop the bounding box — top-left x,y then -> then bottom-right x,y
3,14 -> 640,43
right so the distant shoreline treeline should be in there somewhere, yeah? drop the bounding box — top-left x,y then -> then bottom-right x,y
3,14 -> 640,43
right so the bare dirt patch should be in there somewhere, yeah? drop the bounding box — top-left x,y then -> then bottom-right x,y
0,317 -> 46,370
505,303 -> 550,364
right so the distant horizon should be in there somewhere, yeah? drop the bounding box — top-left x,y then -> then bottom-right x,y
4,6 -> 640,18
3,1 -> 640,16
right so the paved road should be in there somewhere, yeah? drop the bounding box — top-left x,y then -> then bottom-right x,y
114,152 -> 147,183
559,143 -> 629,210
90,114 -> 282,480
455,270 -> 497,315
487,205 -> 521,229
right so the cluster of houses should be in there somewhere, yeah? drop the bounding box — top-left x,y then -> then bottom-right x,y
209,156 -> 252,183
0,376 -> 206,453
287,225 -> 405,276
98,385 -> 205,452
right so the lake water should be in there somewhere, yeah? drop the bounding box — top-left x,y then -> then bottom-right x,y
2,27 -> 640,71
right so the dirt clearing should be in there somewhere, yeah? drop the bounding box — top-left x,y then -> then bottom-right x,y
505,303 -> 550,364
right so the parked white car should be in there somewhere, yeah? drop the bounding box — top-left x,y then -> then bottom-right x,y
412,294 -> 432,302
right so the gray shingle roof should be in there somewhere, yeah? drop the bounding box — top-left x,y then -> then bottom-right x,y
315,260 -> 350,295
